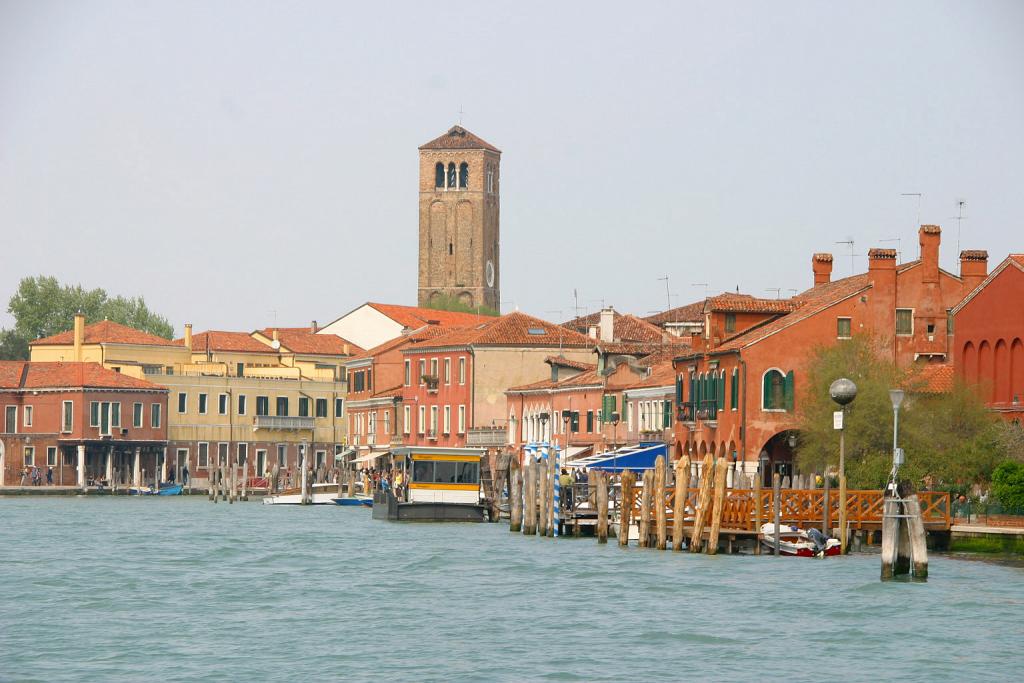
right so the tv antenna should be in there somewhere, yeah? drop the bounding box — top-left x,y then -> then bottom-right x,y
835,239 -> 856,276
458,105 -> 465,125
657,275 -> 672,313
691,282 -> 709,299
766,288 -> 782,299
901,192 -> 922,255
954,199 -> 967,259
880,237 -> 902,263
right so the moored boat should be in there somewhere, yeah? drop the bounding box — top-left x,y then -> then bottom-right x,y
332,495 -> 373,507
262,482 -> 341,505
760,523 -> 841,557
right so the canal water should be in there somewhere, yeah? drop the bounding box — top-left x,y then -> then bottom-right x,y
1,496 -> 1021,682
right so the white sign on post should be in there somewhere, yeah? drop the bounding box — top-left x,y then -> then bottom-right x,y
833,410 -> 844,430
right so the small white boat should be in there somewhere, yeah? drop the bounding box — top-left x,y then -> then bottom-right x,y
262,482 -> 341,505
760,523 -> 841,557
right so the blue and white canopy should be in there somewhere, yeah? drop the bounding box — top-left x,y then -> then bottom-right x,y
570,443 -> 668,473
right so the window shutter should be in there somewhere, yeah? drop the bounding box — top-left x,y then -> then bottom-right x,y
730,370 -> 739,410
571,411 -> 580,432
689,375 -> 696,405
783,370 -> 795,411
675,376 -> 683,404
663,400 -> 671,428
763,373 -> 772,409
717,373 -> 725,410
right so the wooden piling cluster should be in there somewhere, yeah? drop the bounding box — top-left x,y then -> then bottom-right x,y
881,488 -> 929,581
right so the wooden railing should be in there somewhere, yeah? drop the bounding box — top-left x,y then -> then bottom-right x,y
625,487 -> 950,531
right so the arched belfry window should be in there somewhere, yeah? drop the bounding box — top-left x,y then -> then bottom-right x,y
459,162 -> 469,188
447,163 -> 456,189
434,163 -> 444,188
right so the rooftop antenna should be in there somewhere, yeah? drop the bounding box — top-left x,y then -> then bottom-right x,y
573,289 -> 584,319
835,239 -> 855,276
691,282 -> 709,299
458,105 -> 465,125
955,199 -> 967,260
880,237 -> 902,263
766,287 -> 782,299
657,275 -> 672,313
901,192 -> 922,255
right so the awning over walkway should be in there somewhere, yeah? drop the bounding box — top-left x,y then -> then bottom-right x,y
571,443 -> 668,472
565,445 -> 593,461
334,447 -> 356,462
351,450 -> 388,465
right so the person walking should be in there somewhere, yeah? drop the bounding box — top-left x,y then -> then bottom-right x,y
46,467 -> 53,485
559,468 -> 573,509
20,467 -> 28,487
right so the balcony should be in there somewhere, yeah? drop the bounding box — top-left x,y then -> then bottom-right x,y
423,375 -> 440,393
677,401 -> 718,427
467,426 -> 507,448
253,415 -> 315,431
427,429 -> 438,440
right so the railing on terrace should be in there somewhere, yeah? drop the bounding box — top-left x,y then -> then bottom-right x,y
252,415 -> 315,431
467,427 -> 508,447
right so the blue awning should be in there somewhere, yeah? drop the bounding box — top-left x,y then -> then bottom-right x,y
573,443 -> 668,472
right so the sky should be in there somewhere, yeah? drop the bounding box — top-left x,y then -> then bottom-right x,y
1,1 -> 1022,335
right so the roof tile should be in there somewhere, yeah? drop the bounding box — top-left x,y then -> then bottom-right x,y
419,125 -> 500,153
0,361 -> 165,391
32,320 -> 179,347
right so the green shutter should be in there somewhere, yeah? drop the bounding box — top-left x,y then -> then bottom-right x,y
763,373 -> 772,409
689,375 -> 696,406
675,376 -> 683,405
783,370 -> 795,411
571,411 -> 580,432
663,400 -> 671,428
730,370 -> 739,410
717,373 -> 725,411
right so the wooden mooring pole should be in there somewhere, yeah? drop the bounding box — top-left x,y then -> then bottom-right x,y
689,453 -> 714,553
706,457 -> 728,555
618,470 -> 635,547
523,456 -> 536,536
772,472 -> 781,556
654,456 -> 667,550
753,467 -> 762,555
638,469 -> 653,548
509,458 -> 522,533
905,494 -> 929,579
671,456 -> 689,551
596,471 -> 609,543
547,446 -> 557,538
822,475 -> 831,536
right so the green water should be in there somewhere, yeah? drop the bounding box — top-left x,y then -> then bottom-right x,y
1,496 -> 1022,682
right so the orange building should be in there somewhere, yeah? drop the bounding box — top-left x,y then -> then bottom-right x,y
672,225 -> 987,480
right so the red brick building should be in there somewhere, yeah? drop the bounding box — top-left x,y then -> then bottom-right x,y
672,225 -> 986,480
0,362 -> 168,487
952,253 -> 1024,421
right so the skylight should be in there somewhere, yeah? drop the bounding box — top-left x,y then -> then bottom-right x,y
527,328 -> 547,335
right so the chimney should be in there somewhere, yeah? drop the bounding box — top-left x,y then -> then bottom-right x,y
919,225 -> 941,284
587,325 -> 598,339
599,307 -> 615,343
812,253 -> 833,286
184,323 -> 193,353
868,247 -> 897,272
73,312 -> 85,362
310,320 -> 318,334
868,247 -> 898,301
959,250 -> 988,291
272,328 -> 279,343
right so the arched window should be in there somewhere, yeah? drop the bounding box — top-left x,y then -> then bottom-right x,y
762,369 -> 794,411
459,162 -> 469,188
435,162 -> 445,188
447,163 -> 456,189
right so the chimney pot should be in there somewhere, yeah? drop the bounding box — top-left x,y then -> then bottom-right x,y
959,249 -> 988,290
73,313 -> 85,362
184,323 -> 193,352
919,225 -> 941,283
311,320 -> 318,334
812,253 -> 833,286
599,307 -> 615,343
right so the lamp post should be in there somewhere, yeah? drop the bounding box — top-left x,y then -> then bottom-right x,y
561,409 -> 572,467
610,412 -> 620,472
538,412 -> 550,447
888,389 -> 905,484
829,378 -> 857,553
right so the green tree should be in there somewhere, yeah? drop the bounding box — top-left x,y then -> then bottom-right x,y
424,293 -> 499,317
795,335 -> 1003,490
991,461 -> 1024,511
0,276 -> 174,360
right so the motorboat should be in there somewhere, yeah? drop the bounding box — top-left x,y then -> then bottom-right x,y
760,523 -> 841,557
128,484 -> 182,496
332,495 -> 373,507
262,482 -> 341,505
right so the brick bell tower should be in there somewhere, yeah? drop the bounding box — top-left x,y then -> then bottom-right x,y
417,125 -> 501,312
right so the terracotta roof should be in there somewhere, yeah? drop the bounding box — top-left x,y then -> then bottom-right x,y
1010,254 -> 1024,267
921,224 -> 941,234
31,320 -> 179,347
408,312 -> 594,350
187,331 -> 277,354
561,310 -> 665,342
345,325 -> 458,362
419,125 -> 500,153
951,254 -> 1024,315
713,273 -> 872,353
868,248 -> 897,259
706,294 -> 798,314
507,368 -> 603,393
545,356 -> 595,372
645,300 -> 706,326
910,364 -> 954,394
813,253 -> 834,263
0,361 -> 165,391
623,360 -> 678,390
257,329 -> 361,356
367,303 -> 491,330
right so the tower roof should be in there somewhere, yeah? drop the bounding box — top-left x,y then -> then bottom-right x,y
419,125 -> 501,153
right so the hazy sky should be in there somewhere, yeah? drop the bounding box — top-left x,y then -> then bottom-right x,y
2,1 -> 1022,335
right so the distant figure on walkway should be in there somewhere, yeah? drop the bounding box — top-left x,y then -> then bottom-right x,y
31,466 -> 40,486
168,467 -> 176,484
559,469 -> 573,509
182,464 -> 190,487
21,467 -> 28,486
46,467 -> 53,485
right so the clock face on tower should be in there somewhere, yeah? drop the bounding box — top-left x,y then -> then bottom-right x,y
486,260 -> 495,288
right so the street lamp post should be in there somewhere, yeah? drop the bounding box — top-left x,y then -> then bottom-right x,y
888,389 -> 905,483
829,378 -> 858,553
561,410 -> 572,468
610,412 -> 621,472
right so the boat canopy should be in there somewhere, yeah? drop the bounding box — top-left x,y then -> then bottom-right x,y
570,443 -> 668,473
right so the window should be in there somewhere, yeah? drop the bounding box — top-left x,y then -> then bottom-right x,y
133,402 -> 143,428
198,442 -> 209,469
418,359 -> 426,384
335,398 -> 344,418
99,402 -> 111,436
110,402 -> 121,429
837,317 -> 852,339
151,403 -> 161,428
256,396 -> 269,416
24,446 -> 34,467
725,313 -> 736,333
458,405 -> 466,434
430,405 -> 438,434
383,410 -> 390,434
89,402 -> 99,427
177,392 -> 187,414
20,405 -> 33,428
444,358 -> 451,384
315,398 -> 328,418
367,370 -> 372,392
47,446 -> 57,467
368,411 -> 376,437
404,360 -> 411,386
418,406 -> 426,434
443,405 -> 451,434
62,401 -> 73,432
315,450 -> 326,469
458,357 -> 466,384
218,394 -> 228,415
217,442 -> 229,466
430,358 -> 438,378
412,459 -> 479,485
198,393 -> 208,415
276,397 -> 288,416
946,309 -> 954,335
298,397 -> 310,417
571,411 -> 580,433
404,406 -> 411,434
586,410 -> 594,433
447,162 -> 456,188
762,369 -> 794,411
730,369 -> 739,411
435,162 -> 445,188
277,444 -> 287,467
895,308 -> 913,336
237,443 -> 248,466
459,162 -> 469,188
238,394 -> 247,416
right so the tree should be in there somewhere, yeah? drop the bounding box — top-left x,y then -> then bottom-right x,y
424,293 -> 499,317
795,335 -> 1003,490
991,461 -> 1024,511
0,276 -> 174,360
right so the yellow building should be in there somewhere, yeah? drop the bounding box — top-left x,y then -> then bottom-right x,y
30,316 -> 355,487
